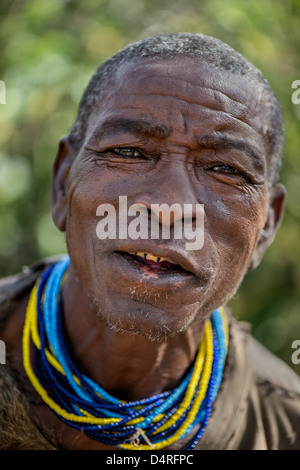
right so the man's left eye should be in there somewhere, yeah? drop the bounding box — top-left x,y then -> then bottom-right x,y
211,164 -> 243,175
112,148 -> 143,158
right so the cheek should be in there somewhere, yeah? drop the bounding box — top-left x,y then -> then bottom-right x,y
206,190 -> 269,266
66,162 -> 116,235
67,160 -> 140,215
64,163 -> 135,279
66,184 -> 97,241
65,168 -> 106,271
197,191 -> 269,311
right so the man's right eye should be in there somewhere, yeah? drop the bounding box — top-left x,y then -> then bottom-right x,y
111,147 -> 143,158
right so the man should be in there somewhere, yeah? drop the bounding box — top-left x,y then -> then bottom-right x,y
0,32 -> 300,450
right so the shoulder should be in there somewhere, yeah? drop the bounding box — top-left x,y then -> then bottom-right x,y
188,316 -> 300,450
0,255 -> 65,331
241,321 -> 300,449
0,256 -> 65,449
0,364 -> 57,449
247,334 -> 300,395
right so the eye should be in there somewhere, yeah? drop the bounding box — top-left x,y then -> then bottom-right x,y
210,163 -> 243,175
112,147 -> 144,158
207,162 -> 254,185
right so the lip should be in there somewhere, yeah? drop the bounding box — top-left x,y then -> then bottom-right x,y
111,253 -> 196,292
111,242 -> 199,277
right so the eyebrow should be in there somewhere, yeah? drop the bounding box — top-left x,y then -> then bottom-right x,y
92,119 -> 265,169
196,134 -> 265,168
95,118 -> 171,139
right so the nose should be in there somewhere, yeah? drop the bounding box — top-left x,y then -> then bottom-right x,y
131,159 -> 200,227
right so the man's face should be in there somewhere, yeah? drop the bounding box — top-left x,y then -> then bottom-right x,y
55,57 -> 283,340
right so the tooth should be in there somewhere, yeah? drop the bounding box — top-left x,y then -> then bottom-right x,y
145,253 -> 158,261
129,252 -> 170,263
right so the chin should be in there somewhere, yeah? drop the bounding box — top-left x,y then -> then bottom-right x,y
93,296 -> 198,343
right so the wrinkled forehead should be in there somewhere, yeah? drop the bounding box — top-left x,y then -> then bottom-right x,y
87,56 -> 271,142
118,57 -> 264,105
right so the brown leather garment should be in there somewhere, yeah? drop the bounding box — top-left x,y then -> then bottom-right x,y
1,258 -> 300,450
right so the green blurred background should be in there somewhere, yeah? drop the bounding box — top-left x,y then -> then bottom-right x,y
0,0 -> 299,373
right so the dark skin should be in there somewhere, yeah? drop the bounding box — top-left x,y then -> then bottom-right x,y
2,56 -> 286,449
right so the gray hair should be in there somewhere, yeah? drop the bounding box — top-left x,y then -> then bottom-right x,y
69,32 -> 284,185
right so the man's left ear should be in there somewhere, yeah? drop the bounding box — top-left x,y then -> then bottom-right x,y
51,136 -> 76,232
249,183 -> 286,270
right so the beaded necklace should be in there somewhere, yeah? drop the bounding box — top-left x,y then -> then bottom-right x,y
22,257 -> 229,450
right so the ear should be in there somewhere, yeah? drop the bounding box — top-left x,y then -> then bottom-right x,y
51,136 -> 75,232
249,184 -> 286,271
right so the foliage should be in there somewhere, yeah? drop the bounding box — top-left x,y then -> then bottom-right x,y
0,0 -> 299,372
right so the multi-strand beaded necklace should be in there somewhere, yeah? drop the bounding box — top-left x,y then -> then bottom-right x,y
22,257 -> 229,450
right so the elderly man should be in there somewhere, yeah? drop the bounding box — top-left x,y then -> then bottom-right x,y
0,32 -> 300,451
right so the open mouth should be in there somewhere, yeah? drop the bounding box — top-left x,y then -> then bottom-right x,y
115,251 -> 190,275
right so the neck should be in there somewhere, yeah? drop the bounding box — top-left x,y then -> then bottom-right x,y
63,269 -> 206,402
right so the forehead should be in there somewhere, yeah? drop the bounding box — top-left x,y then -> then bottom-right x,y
87,57 -> 270,146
